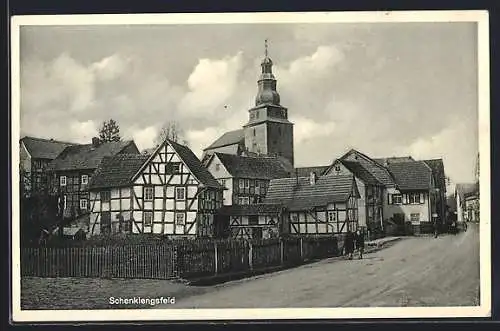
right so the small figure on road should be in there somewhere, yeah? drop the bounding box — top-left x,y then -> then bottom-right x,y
355,229 -> 365,259
433,219 -> 439,238
344,230 -> 355,260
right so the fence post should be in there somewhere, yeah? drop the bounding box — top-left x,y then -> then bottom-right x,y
214,241 -> 218,274
280,238 -> 284,265
248,241 -> 253,270
300,237 -> 303,261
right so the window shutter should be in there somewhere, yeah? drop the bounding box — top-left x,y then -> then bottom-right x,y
388,194 -> 392,205
403,194 -> 408,204
420,193 -> 424,204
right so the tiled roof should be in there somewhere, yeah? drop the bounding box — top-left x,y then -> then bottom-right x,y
337,149 -> 396,187
215,153 -> 292,180
47,140 -> 136,172
203,129 -> 245,151
293,166 -> 329,178
21,136 -> 76,160
423,159 -> 446,191
456,183 -> 479,202
373,156 -> 414,165
386,161 -> 433,191
264,174 -> 356,211
218,204 -> 283,216
168,140 -> 224,189
89,154 -> 150,189
340,160 -> 382,185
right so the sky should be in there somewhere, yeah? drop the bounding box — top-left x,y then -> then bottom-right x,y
18,21 -> 479,185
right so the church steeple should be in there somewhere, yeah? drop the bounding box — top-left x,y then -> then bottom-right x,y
255,39 -> 281,106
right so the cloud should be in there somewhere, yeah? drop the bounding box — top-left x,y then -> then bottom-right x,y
404,121 -> 477,183
69,120 -> 98,143
91,54 -> 130,81
178,52 -> 244,118
291,116 -> 336,144
131,126 -> 158,151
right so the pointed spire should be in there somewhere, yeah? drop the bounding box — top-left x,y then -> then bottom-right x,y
265,38 -> 268,58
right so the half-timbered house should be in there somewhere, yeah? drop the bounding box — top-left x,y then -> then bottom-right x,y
264,173 -> 360,236
19,136 -> 76,197
46,138 -> 140,223
87,139 -> 224,238
205,152 -> 292,205
324,159 -> 385,238
217,204 -> 284,239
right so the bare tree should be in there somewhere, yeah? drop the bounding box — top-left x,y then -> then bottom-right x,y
98,119 -> 121,142
154,121 -> 189,146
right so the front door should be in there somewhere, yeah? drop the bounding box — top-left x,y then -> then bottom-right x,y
101,212 -> 111,235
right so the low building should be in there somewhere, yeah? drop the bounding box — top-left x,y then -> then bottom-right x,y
264,173 -> 360,236
384,161 -> 438,234
204,152 -> 292,205
217,204 -> 284,239
324,159 -> 385,238
455,183 -> 479,223
19,136 -> 76,197
87,139 -> 224,238
46,138 -> 140,224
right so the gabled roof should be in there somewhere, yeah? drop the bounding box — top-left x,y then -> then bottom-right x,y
168,140 -> 224,189
264,174 -> 357,211
386,161 -> 433,191
20,136 -> 76,160
203,129 -> 245,151
455,183 -> 479,202
423,159 -> 446,190
214,153 -> 292,180
89,154 -> 150,190
293,166 -> 329,178
218,204 -> 283,216
336,149 -> 396,186
373,156 -> 414,165
340,160 -> 382,185
47,140 -> 137,172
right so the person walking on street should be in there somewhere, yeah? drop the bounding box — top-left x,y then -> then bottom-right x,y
433,219 -> 439,238
344,230 -> 355,260
355,229 -> 365,259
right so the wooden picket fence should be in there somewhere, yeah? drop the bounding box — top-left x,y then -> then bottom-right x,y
21,236 -> 339,280
21,244 -> 176,279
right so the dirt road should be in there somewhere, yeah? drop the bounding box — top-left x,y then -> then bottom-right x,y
173,224 -> 480,308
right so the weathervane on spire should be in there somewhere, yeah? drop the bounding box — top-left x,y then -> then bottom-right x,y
265,38 -> 269,57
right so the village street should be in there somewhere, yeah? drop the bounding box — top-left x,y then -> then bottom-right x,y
172,224 -> 480,308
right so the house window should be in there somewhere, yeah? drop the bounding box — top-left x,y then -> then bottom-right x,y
335,165 -> 341,172
165,162 -> 181,175
219,179 -> 226,188
238,197 -> 249,205
100,191 -> 111,203
144,186 -> 154,201
144,211 -> 153,226
408,193 -> 424,204
392,194 -> 402,204
410,213 -> 420,223
327,211 -> 336,222
291,214 -> 298,222
245,179 -> 250,188
239,179 -> 245,189
81,175 -> 89,185
175,213 -> 185,226
176,187 -> 186,200
215,163 -> 220,171
80,199 -> 88,210
60,176 -> 67,186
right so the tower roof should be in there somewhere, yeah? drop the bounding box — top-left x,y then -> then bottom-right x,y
255,39 -> 281,106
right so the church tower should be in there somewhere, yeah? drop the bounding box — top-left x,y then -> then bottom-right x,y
243,40 -> 294,166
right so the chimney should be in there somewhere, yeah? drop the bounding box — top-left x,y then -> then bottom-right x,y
309,171 -> 316,185
92,137 -> 101,148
